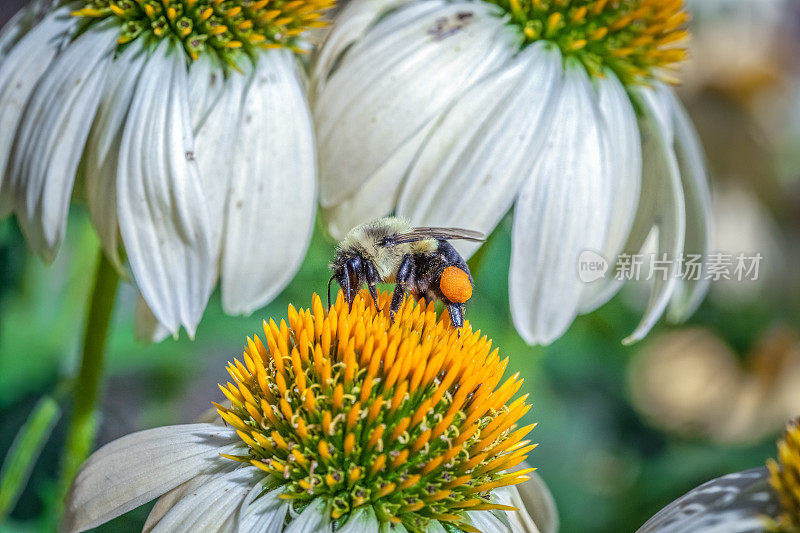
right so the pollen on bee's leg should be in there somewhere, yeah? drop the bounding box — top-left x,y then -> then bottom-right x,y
440,267 -> 472,304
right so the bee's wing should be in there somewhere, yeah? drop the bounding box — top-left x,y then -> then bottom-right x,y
383,227 -> 485,245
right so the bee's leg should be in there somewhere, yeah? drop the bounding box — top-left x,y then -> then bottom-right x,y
364,260 -> 381,311
447,302 -> 464,329
344,256 -> 364,310
390,254 -> 413,322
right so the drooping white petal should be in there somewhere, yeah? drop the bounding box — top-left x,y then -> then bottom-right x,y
638,467 -> 778,533
0,5 -> 76,216
621,87 -> 687,345
237,481 -> 290,533
134,295 -> 172,344
187,53 -> 227,133
310,0 -> 409,97
143,459 -> 243,531
193,64 -> 249,258
659,85 -> 711,322
492,474 -> 559,533
63,423 -> 241,533
284,498 -> 332,533
5,22 -> 115,261
116,40 -> 216,337
509,62 -> 611,346
397,41 -> 562,259
84,42 -> 149,272
148,466 -> 255,533
315,0 -> 517,209
578,71 -> 642,312
337,506 -> 380,533
467,508 -> 513,532
323,120 -> 436,240
220,50 -> 316,315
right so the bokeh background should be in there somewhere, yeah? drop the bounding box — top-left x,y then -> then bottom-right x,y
1,0 -> 800,531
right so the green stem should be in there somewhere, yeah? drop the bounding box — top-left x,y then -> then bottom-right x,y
57,251 -> 119,508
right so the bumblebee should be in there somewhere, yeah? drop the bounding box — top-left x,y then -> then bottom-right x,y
329,217 -> 484,328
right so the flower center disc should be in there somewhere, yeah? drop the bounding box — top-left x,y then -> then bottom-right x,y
73,0 -> 333,66
488,0 -> 689,84
216,291 -> 535,531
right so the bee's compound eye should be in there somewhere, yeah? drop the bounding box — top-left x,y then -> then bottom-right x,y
440,266 -> 472,303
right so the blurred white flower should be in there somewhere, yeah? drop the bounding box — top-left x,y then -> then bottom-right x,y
311,0 -> 711,345
0,0 -> 328,337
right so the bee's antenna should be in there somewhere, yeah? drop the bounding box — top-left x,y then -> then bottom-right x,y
327,275 -> 336,310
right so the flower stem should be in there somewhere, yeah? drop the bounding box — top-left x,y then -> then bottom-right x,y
57,252 -> 119,506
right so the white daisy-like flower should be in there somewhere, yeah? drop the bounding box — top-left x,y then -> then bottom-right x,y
64,292 -> 555,532
311,0 -> 712,345
0,0 -> 330,337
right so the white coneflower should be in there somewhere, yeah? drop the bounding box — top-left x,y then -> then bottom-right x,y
639,418 -> 800,532
312,0 -> 711,346
0,0 -> 328,337
64,291 -> 552,532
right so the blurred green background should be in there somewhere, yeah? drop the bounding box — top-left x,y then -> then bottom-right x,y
2,1 -> 800,532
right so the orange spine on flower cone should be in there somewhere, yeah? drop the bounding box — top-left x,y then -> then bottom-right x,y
216,290 -> 535,532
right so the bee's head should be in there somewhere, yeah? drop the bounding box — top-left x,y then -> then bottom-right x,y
329,251 -> 363,309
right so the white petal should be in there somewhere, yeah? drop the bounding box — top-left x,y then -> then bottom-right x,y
237,482 -> 290,533
84,42 -> 149,272
315,0 -> 517,208
5,22 -> 115,261
578,71 -> 642,312
134,295 -> 172,344
397,41 -> 562,259
509,62 -> 611,346
63,423 -> 240,533
322,120 -> 436,240
467,508 -> 513,532
0,5 -> 75,217
637,467 -> 776,533
337,506 -> 380,533
149,466 -> 255,533
659,85 -> 711,322
220,50 -> 316,315
193,65 -> 249,257
284,498 -> 332,533
500,473 -> 559,533
116,40 -> 216,337
143,459 -> 242,531
621,87 -> 687,345
188,53 -> 227,133
310,0 -> 408,97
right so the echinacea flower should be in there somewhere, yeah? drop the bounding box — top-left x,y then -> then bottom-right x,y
312,0 -> 711,345
0,0 -> 327,337
638,418 -> 800,532
64,291 -> 548,532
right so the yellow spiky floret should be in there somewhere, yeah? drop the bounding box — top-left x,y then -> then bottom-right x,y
72,0 -> 333,67
216,290 -> 535,532
490,0 -> 689,85
768,419 -> 800,531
